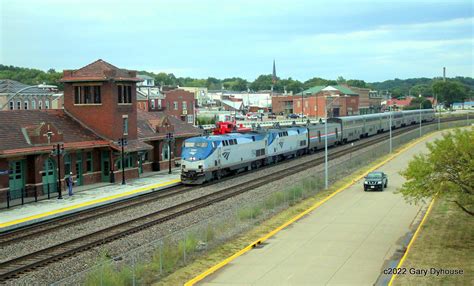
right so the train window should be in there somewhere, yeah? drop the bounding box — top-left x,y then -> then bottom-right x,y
234,139 -> 237,144
215,160 -> 217,166
223,141 -> 228,146
318,131 -> 321,142
252,136 -> 255,142
336,128 -> 338,138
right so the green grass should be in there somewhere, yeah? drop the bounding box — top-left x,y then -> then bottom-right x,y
393,195 -> 474,285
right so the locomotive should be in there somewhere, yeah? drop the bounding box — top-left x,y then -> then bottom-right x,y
181,109 -> 434,184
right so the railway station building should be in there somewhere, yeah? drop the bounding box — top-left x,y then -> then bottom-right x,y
0,60 -> 201,203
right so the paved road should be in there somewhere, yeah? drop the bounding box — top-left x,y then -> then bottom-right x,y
200,131 -> 449,286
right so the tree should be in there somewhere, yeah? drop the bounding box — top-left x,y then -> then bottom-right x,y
250,74 -> 274,91
336,76 -> 346,84
404,97 -> 432,110
346,79 -> 367,88
398,128 -> 474,216
432,80 -> 469,108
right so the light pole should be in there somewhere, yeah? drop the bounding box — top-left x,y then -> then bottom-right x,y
324,97 -> 337,189
389,105 -> 392,153
166,132 -> 174,174
120,137 -> 127,185
0,84 -> 40,110
325,107 -> 328,189
51,143 -> 65,199
435,93 -> 440,130
301,89 -> 304,123
419,95 -> 422,137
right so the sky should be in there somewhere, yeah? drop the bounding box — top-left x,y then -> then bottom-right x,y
0,0 -> 473,82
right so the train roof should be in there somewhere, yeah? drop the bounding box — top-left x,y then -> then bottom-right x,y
186,132 -> 266,142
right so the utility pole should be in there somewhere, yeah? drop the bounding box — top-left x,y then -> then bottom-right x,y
51,143 -> 64,199
419,95 -> 422,137
166,132 -> 174,174
301,89 -> 304,123
389,105 -> 392,153
120,137 -> 127,185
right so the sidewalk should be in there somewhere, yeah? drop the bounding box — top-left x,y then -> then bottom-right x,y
0,169 -> 181,231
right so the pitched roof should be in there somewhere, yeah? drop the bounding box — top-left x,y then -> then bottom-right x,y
221,99 -> 243,110
61,59 -> 142,82
138,74 -> 154,80
137,110 -> 202,140
0,110 -> 109,156
332,85 -> 358,95
302,86 -> 325,96
0,79 -> 53,95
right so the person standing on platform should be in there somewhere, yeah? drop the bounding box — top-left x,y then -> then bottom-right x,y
66,172 -> 74,196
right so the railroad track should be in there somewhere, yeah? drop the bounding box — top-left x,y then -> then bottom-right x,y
0,116 -> 468,282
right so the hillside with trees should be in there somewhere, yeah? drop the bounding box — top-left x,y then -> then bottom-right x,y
1,64 -> 472,106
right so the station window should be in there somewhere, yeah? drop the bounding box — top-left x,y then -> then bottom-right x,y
117,85 -> 132,104
75,86 -> 102,104
86,152 -> 93,173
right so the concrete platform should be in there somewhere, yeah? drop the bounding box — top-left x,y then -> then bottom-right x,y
0,169 -> 181,232
199,130 -> 452,285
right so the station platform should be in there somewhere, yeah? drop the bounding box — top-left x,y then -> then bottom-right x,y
0,169 -> 181,232
195,129 -> 453,285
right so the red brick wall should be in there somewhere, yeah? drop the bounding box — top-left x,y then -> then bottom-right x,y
272,96 -> 294,114
162,90 -> 194,121
64,81 -> 138,140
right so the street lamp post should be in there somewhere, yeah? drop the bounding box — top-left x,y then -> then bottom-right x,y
419,95 -> 422,137
166,132 -> 174,174
301,89 -> 304,123
389,105 -> 392,153
324,97 -> 338,190
120,137 -> 127,185
325,110 -> 328,189
51,143 -> 65,199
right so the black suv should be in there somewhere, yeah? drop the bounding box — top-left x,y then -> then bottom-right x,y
364,172 -> 388,191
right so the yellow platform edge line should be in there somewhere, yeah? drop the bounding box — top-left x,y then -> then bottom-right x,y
388,196 -> 437,286
0,178 -> 181,229
185,133 -> 436,286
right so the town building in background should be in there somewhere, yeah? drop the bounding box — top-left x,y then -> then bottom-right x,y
161,89 -> 195,124
349,86 -> 383,114
271,95 -> 294,114
293,85 -> 360,118
0,79 -> 62,111
136,74 -> 164,111
179,87 -> 209,107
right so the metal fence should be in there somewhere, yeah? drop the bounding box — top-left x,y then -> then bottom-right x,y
51,119 -> 473,286
0,183 -> 59,209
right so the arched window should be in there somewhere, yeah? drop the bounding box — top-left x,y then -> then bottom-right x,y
9,101 -> 14,110
45,100 -> 50,109
39,101 -> 43,110
162,143 -> 170,160
31,100 -> 36,109
24,101 -> 29,110
17,101 -> 21,110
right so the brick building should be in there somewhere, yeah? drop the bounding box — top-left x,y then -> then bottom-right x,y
349,86 -> 382,114
293,85 -> 359,118
162,89 -> 195,124
271,95 -> 294,114
0,60 -> 201,203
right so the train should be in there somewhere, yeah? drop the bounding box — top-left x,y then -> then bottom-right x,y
180,109 -> 435,184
